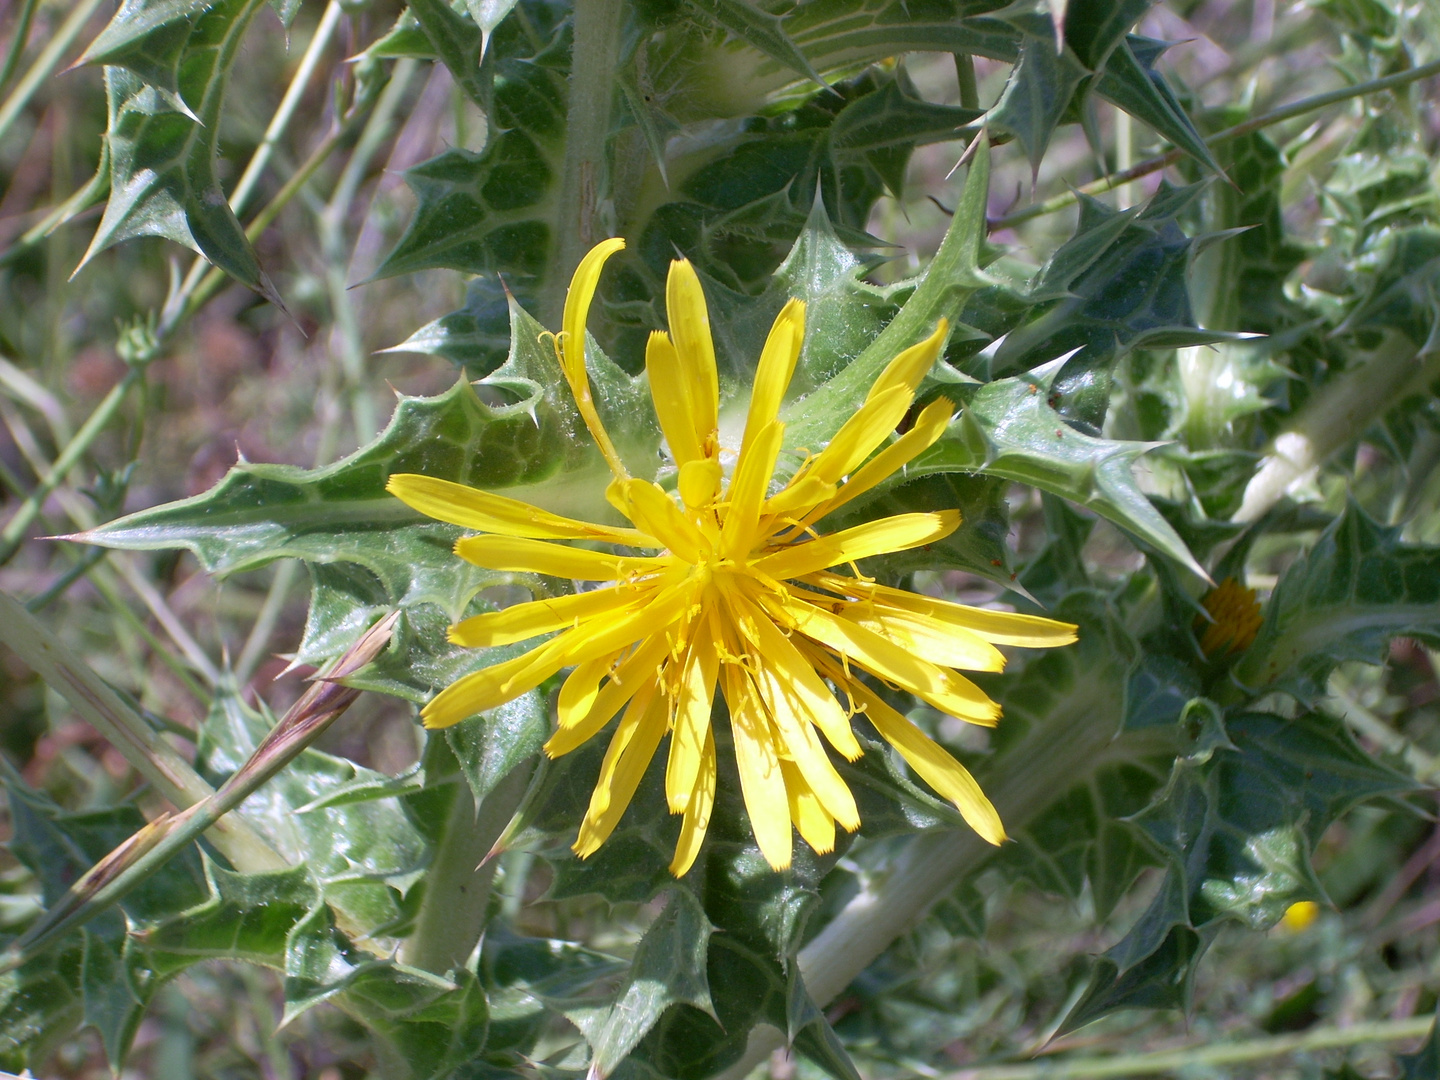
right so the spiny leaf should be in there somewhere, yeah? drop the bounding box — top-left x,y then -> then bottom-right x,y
1061,0 -> 1153,69
407,0 -> 487,105
680,0 -> 820,87
1095,37 -> 1221,175
1233,503 -> 1440,702
987,13 -> 1089,172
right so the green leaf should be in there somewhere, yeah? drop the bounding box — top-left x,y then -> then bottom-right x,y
80,931 -> 147,1071
1234,504 -> 1440,701
784,133 -> 991,452
1061,0 -> 1153,69
1095,37 -> 1221,175
407,0 -> 487,105
445,692 -> 549,806
912,372 -> 1207,580
987,14 -> 1089,173
588,888 -> 716,1078
386,275 -> 512,376
0,942 -> 84,1073
78,0 -> 277,300
679,0 -> 821,87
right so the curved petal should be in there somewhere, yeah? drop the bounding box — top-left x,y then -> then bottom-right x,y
421,642 -> 565,728
455,535 -> 672,580
669,728 -> 716,877
646,330 -> 705,466
742,298 -> 805,455
722,661 -> 792,871
573,686 -> 669,857
802,385 -> 913,487
560,238 -> 629,479
754,510 -> 959,580
865,319 -> 948,402
665,259 -> 719,448
780,759 -> 837,856
448,584 -> 649,648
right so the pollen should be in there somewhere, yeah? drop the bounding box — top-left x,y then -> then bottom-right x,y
387,239 -> 1078,876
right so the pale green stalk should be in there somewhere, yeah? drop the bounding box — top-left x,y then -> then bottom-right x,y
544,0 -> 625,324
0,589 -> 284,872
992,57 -> 1440,231
933,1017 -> 1433,1080
0,0 -> 109,147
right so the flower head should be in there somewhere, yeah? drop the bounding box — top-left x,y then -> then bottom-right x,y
1196,577 -> 1263,657
388,239 -> 1077,874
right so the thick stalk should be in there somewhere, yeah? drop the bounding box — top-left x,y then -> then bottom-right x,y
0,368 -> 140,563
0,589 -> 284,872
936,1016 -> 1433,1080
544,0 -> 624,324
0,0 -> 108,146
719,688 -> 1175,1078
1233,331 -> 1440,523
399,763 -> 534,975
992,57 -> 1440,231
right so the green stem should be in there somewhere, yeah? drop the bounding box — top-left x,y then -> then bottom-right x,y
544,0 -> 625,324
0,0 -> 108,147
992,57 -> 1440,231
1233,331 -> 1440,523
932,1017 -> 1433,1080
0,588 -> 284,872
0,0 -> 40,98
399,762 -> 533,975
954,52 -> 978,110
0,369 -> 140,564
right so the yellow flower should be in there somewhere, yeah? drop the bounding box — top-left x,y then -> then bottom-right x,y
1280,900 -> 1319,932
388,239 -> 1077,875
1196,577 -> 1263,657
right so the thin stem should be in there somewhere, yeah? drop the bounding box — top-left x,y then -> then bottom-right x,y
0,588 -> 284,872
992,57 -> 1440,231
954,53 -> 978,111
0,0 -> 108,147
935,1017 -> 1433,1080
544,0 -> 624,324
0,0 -> 41,99
228,0 -> 344,218
0,369 -> 140,564
234,560 -> 298,686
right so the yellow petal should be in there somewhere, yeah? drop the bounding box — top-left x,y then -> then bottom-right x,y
732,590 -> 861,761
831,601 -> 1006,672
678,458 -> 722,510
455,534 -> 672,581
720,420 -> 784,559
819,397 -> 953,519
754,510 -> 959,581
421,643 -> 565,728
448,585 -> 645,648
618,479 -> 707,562
780,759 -> 836,856
836,667 -> 1005,845
666,610 -> 720,812
809,572 -> 1079,648
763,475 -> 836,519
670,728 -> 716,876
723,663 -> 792,870
803,385 -> 914,487
557,651 -> 622,725
560,238 -> 629,480
742,298 -> 805,455
773,594 -> 1001,724
646,330 -> 705,466
574,687 -> 669,857
665,259 -> 720,449
388,474 -> 656,546
865,319 -> 947,402
547,633 -> 670,754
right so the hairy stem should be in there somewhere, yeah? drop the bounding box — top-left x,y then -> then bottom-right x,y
544,0 -> 624,324
1233,331 -> 1440,523
992,56 -> 1440,231
400,762 -> 534,975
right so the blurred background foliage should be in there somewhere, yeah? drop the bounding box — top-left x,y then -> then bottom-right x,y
0,0 -> 1437,1076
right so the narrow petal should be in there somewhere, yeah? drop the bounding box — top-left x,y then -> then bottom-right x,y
763,475 -> 836,519
619,479 -> 707,562
723,663 -> 792,870
835,603 -> 1007,672
670,728 -> 716,877
816,397 -> 953,520
808,571 -> 1079,648
754,510 -> 959,581
666,610 -> 720,811
557,651 -> 622,725
842,673 -> 1005,845
770,594 -> 1001,724
646,330 -> 705,466
560,238 -> 629,479
574,687 -> 669,857
547,633 -> 671,755
865,319 -> 947,402
803,385 -> 913,487
448,585 -> 645,648
720,420 -> 784,560
455,534 -> 672,581
742,298 -> 805,454
665,259 -> 719,448
422,643 -> 564,728
388,474 -> 656,546
780,759 -> 837,855
679,458 -> 722,510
